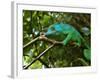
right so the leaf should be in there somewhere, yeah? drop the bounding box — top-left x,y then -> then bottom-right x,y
84,49 -> 91,60
42,15 -> 51,26
30,61 -> 42,69
24,56 -> 32,63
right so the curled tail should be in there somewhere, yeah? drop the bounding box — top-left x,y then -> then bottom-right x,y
80,36 -> 91,61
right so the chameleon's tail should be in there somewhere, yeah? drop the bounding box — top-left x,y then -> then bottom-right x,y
81,36 -> 91,61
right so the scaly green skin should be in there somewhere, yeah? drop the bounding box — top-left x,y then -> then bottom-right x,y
45,22 -> 89,49
45,22 -> 91,60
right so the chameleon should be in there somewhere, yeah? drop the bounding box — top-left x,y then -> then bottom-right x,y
44,22 -> 91,60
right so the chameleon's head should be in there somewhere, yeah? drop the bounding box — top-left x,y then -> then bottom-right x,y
44,23 -> 63,37
44,27 -> 56,36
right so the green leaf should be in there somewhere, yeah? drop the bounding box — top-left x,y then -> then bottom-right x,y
24,56 -> 32,63
30,61 -> 42,69
84,49 -> 91,60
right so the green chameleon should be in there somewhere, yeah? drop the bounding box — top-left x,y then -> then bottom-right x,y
45,22 -> 91,60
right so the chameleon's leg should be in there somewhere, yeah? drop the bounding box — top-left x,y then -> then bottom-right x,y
74,38 -> 81,47
62,34 -> 72,46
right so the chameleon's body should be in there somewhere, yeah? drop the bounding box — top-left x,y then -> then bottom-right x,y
45,22 -> 89,49
45,22 -> 90,60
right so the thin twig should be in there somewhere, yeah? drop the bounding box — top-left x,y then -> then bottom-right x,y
24,44 -> 55,69
24,55 -> 50,68
38,58 -> 50,68
32,55 -> 49,68
77,58 -> 89,66
23,37 -> 39,49
70,58 -> 89,66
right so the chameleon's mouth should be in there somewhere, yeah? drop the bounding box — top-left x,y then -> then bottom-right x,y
45,31 -> 56,36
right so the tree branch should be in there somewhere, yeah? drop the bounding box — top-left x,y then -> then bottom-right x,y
70,58 -> 89,66
24,55 -> 50,68
23,35 -> 63,49
39,35 -> 63,44
24,44 -> 55,69
23,37 -> 39,49
38,58 -> 50,68
23,34 -> 63,69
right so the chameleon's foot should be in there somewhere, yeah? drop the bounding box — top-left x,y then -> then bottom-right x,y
74,42 -> 81,47
62,40 -> 67,46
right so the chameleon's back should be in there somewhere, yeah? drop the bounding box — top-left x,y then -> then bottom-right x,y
59,23 -> 90,48
59,23 -> 81,36
54,23 -> 74,33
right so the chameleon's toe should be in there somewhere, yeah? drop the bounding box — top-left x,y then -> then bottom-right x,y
74,43 -> 81,47
62,40 -> 67,46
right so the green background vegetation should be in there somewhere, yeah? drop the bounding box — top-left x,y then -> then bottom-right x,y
23,10 -> 91,69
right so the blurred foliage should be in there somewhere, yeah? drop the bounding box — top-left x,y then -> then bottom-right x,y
23,10 -> 91,69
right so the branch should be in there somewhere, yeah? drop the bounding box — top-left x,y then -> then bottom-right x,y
70,58 -> 89,66
23,55 -> 50,68
23,35 -> 63,49
39,35 -> 63,44
24,44 -> 54,69
32,55 -> 50,68
23,37 -> 39,49
38,58 -> 50,68
77,58 -> 89,66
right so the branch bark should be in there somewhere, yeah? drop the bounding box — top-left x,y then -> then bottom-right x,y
23,35 -> 63,49
24,55 -> 50,68
38,58 -> 49,68
39,35 -> 63,44
24,44 -> 55,69
23,34 -> 63,69
23,37 -> 39,49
